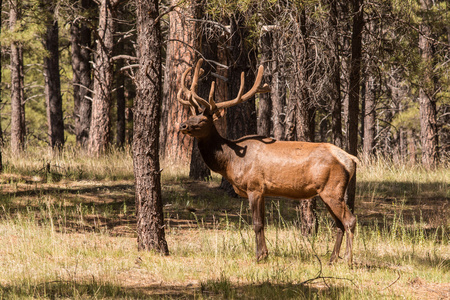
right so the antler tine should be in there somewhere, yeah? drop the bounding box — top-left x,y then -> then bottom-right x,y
215,65 -> 270,110
177,67 -> 193,106
241,65 -> 270,101
208,81 -> 217,112
178,60 -> 209,113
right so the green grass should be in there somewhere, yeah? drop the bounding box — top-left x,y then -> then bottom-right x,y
0,148 -> 449,299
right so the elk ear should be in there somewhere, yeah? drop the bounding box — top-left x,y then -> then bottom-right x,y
212,108 -> 225,122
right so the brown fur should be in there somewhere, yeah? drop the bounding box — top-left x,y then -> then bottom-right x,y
180,112 -> 357,265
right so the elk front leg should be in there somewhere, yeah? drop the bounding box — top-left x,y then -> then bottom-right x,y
249,192 -> 268,261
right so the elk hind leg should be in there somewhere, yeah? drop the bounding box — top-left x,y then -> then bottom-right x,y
321,193 -> 356,266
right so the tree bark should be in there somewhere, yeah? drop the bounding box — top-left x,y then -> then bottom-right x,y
363,75 -> 376,160
220,13 -> 257,197
88,0 -> 117,155
161,0 -> 201,163
9,0 -> 25,153
328,0 -> 343,148
72,0 -> 93,148
43,3 -> 64,149
271,28 -> 286,141
257,30 -> 272,137
346,0 -> 364,213
0,0 -> 3,172
418,0 -> 438,169
289,9 -> 317,236
133,0 -> 169,254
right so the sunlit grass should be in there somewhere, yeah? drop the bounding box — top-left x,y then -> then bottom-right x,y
0,148 -> 449,298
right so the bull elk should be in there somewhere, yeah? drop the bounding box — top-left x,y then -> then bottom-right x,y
177,59 -> 358,265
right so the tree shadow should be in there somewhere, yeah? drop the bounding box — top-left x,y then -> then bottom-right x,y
0,279 -> 354,299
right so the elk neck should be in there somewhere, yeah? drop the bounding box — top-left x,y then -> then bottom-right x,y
196,123 -> 233,176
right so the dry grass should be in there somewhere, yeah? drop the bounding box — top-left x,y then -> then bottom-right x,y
0,148 -> 449,299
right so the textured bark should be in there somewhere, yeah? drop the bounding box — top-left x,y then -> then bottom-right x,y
257,30 -> 272,137
43,5 -> 64,149
288,10 -> 317,236
329,0 -> 343,148
220,13 -> 257,197
188,12 -> 217,181
71,0 -> 93,148
418,0 -> 438,169
226,14 -> 257,140
363,75 -> 376,159
88,0 -> 117,155
115,22 -> 126,148
271,29 -> 286,141
0,0 -> 3,172
133,0 -> 168,254
407,129 -> 416,165
9,0 -> 25,153
345,0 -> 363,213
161,0 -> 201,163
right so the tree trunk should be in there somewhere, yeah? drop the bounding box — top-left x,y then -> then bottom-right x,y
88,0 -> 116,155
363,75 -> 376,160
10,0 -> 25,153
328,0 -> 343,148
161,0 -> 201,163
0,0 -> 3,172
134,0 -> 169,254
418,0 -> 438,169
346,0 -> 364,213
220,13 -> 257,197
189,8 -> 220,181
115,19 -> 126,148
290,10 -> 317,236
271,29 -> 286,141
72,0 -> 93,148
43,4 -> 64,149
71,1 -> 93,148
407,128 -> 416,165
258,30 -> 272,137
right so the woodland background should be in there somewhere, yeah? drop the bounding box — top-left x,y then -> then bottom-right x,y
0,1 -> 449,298
0,0 -> 448,167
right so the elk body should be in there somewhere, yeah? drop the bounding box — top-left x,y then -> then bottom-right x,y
178,59 -> 358,265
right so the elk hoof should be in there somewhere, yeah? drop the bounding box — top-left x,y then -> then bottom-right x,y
256,250 -> 269,262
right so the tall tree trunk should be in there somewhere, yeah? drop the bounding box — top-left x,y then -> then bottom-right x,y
346,0 -> 364,213
271,29 -> 286,141
115,20 -> 126,148
418,0 -> 438,169
161,0 -> 200,163
257,29 -> 272,137
0,0 -> 3,172
134,0 -> 169,254
9,0 -> 25,153
408,128 -> 416,165
43,3 -> 64,149
220,13 -> 257,197
289,9 -> 317,236
328,0 -> 343,148
189,7 -> 215,181
363,75 -> 376,160
89,0 -> 117,155
72,0 -> 93,148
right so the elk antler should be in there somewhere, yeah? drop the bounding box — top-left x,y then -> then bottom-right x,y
178,59 -> 271,115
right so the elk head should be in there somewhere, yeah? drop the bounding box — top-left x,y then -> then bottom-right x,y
177,59 -> 270,138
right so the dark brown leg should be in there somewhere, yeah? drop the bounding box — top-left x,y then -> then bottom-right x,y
249,192 -> 268,261
320,193 -> 356,266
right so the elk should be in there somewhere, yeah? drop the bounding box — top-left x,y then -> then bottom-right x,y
177,59 -> 358,265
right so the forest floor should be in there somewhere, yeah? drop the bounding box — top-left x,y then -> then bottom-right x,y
0,154 -> 449,299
